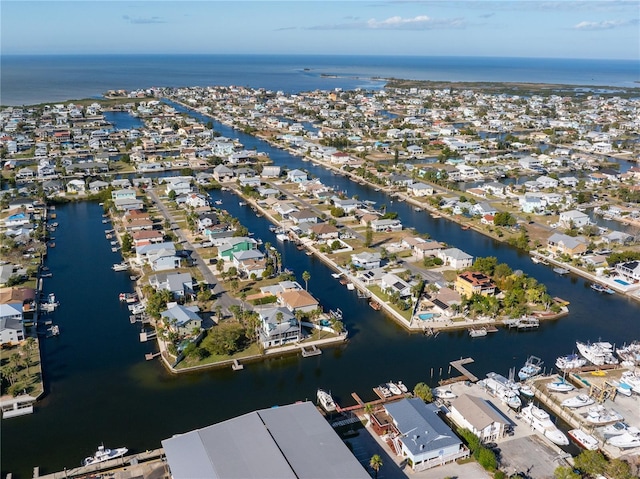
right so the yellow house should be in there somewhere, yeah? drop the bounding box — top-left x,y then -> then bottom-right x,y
454,271 -> 496,298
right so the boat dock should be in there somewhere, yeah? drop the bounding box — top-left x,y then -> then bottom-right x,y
139,330 -> 157,342
232,359 -> 244,370
449,357 -> 478,382
301,345 -> 322,357
145,352 -> 161,361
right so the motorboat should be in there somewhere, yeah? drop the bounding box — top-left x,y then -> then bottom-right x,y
434,387 -> 457,400
519,385 -> 534,397
590,283 -> 614,294
469,327 -> 487,338
395,381 -> 408,393
606,427 -> 640,449
610,380 -> 633,397
518,355 -> 544,381
561,394 -> 594,409
482,372 -> 521,409
584,405 -> 624,425
568,429 -> 600,450
555,353 -> 587,371
112,262 -> 129,272
553,267 -> 569,275
616,342 -> 640,366
576,341 -> 618,366
601,421 -> 629,438
317,389 -> 336,412
387,382 -> 402,396
377,384 -> 392,398
82,444 -> 128,466
520,403 -> 569,446
546,377 -> 575,393
620,371 -> 640,394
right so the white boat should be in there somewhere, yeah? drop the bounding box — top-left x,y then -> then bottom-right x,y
112,262 -> 129,272
519,385 -> 534,397
346,283 -> 355,291
553,267 -> 569,275
584,405 -> 624,425
561,394 -> 595,409
616,342 -> 640,366
518,355 -> 544,381
214,200 -> 223,205
387,382 -> 402,396
546,377 -> 575,393
601,421 -> 629,438
238,201 -> 247,206
568,429 -> 600,450
610,380 -> 633,397
606,427 -> 640,449
82,444 -> 128,466
377,384 -> 392,398
482,372 -> 521,409
276,233 -> 288,242
620,371 -> 640,394
520,403 -> 569,446
469,327 -> 487,337
434,387 -> 457,400
395,381 -> 408,393
576,341 -> 618,366
555,353 -> 587,371
317,389 -> 336,412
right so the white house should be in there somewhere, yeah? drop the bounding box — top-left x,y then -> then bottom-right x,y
559,210 -> 591,228
438,248 -> 473,269
286,169 -> 308,183
449,394 -> 511,442
380,273 -> 411,298
351,252 -> 382,270
409,182 -> 434,197
0,303 -> 24,345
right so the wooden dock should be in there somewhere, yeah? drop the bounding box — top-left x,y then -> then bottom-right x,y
145,352 -> 161,361
450,357 -> 478,382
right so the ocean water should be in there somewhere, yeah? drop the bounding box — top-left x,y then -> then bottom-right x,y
1,54 -> 638,106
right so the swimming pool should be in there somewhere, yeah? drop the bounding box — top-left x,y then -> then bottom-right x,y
614,279 -> 630,286
418,313 -> 438,320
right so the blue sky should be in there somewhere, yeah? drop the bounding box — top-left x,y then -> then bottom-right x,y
2,1 -> 639,59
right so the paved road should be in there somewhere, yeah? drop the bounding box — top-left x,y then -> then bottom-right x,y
147,189 -> 240,316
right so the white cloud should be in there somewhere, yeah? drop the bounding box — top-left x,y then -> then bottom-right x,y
574,18 -> 639,30
308,14 -> 464,30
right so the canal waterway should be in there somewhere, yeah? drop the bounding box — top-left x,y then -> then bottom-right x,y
3,113 -> 639,478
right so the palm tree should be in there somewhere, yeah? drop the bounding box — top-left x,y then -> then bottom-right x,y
22,337 -> 37,375
369,454 -> 383,479
302,271 -> 311,291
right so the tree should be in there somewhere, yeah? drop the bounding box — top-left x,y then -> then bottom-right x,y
168,190 -> 177,201
553,466 -> 581,479
413,382 -> 433,403
22,337 -> 37,375
607,459 -> 634,479
302,271 -> 311,291
573,450 -> 607,477
364,221 -> 373,247
369,454 -> 383,479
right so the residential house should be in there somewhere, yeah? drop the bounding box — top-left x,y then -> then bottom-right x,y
536,176 -> 559,189
273,202 -> 299,220
286,169 -> 308,183
384,398 -> 467,471
88,180 -> 110,193
430,287 -> 462,317
136,242 -> 179,268
213,164 -> 234,182
409,182 -> 434,197
289,209 -> 318,225
66,179 -> 86,193
371,218 -> 402,232
307,223 -> 339,240
351,252 -> 382,270
331,197 -> 360,214
261,165 -> 281,178
149,272 -> 194,299
449,394 -> 511,442
412,240 -> 444,260
256,306 -> 301,348
278,289 -> 319,313
0,303 -> 24,345
165,178 -> 192,196
454,271 -> 496,298
381,273 -> 411,298
615,261 -> 640,283
161,303 -> 201,336
438,248 -> 473,269
546,232 -> 588,256
217,237 -> 258,260
111,188 -> 137,201
197,212 -> 219,232
132,229 -> 164,247
559,210 -> 591,228
471,202 -> 497,217
519,193 -> 545,214
183,192 -> 209,209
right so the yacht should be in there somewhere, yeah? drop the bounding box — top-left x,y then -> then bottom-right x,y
519,384 -> 534,397
521,403 -> 569,446
606,427 -> 640,449
387,382 -> 402,396
584,405 -> 624,425
317,389 -> 336,412
395,381 -> 408,394
561,394 -> 595,409
82,444 -> 128,466
482,372 -> 522,409
555,353 -> 587,371
576,341 -> 618,366
518,356 -> 544,381
620,371 -> 640,394
601,421 -> 629,438
616,342 -> 640,366
568,429 -> 600,451
112,262 -> 129,272
546,377 -> 575,393
434,387 -> 457,400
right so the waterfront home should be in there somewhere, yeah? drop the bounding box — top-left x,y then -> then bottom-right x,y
132,229 -> 164,248
454,271 -> 496,298
88,180 -> 109,193
286,169 -> 308,183
136,241 -> 177,266
111,188 -> 137,202
359,213 -> 379,227
183,192 -> 209,209
273,202 -> 299,220
519,156 -> 543,171
261,165 -> 281,178
3,212 -> 31,227
123,216 -> 153,232
412,240 -> 444,260
371,218 -> 402,232
239,176 -> 261,188
306,223 -> 339,240
256,306 -> 301,348
381,273 -> 411,298
602,231 -> 633,246
123,209 -> 151,223
197,212 -> 219,231
0,303 -> 24,345
409,182 -> 434,197
66,179 -> 86,194
429,287 -> 462,317
212,164 -> 234,182
289,209 -> 318,225
6,198 -> 37,212
356,267 -> 386,286
257,186 -> 280,198
331,197 -> 360,214
519,193 -> 545,214
471,202 -> 497,217
114,196 -> 145,212
351,251 -> 382,270
559,210 -> 591,228
149,272 -> 194,299
437,248 -> 473,269
161,303 -> 201,336
232,249 -> 265,268
387,174 -> 413,187
165,178 -> 192,196
384,398 -> 467,471
216,237 -> 258,261
449,394 -> 512,442
546,232 -> 588,257
277,289 -> 319,313
161,402 -> 369,479
615,261 -> 640,283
